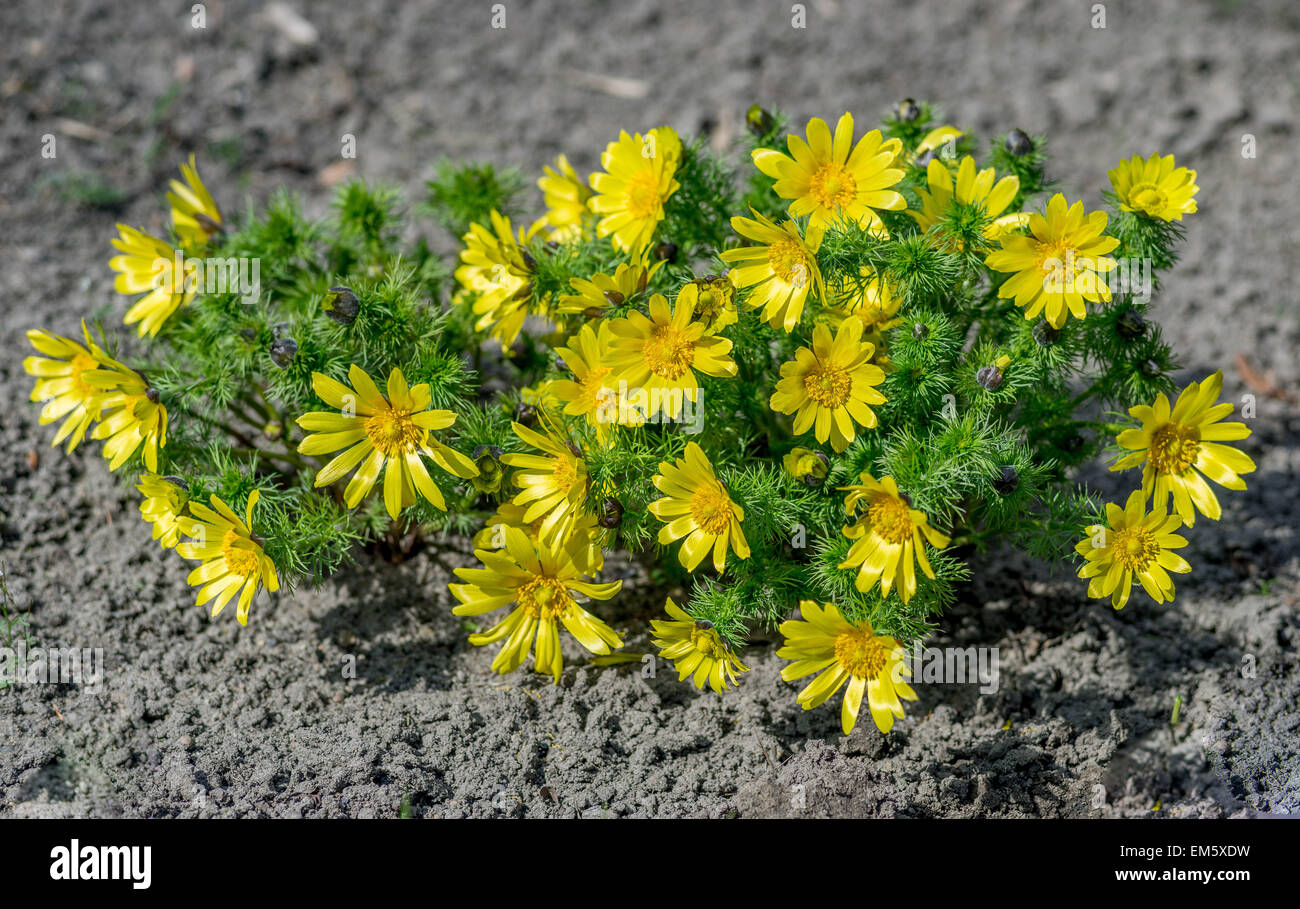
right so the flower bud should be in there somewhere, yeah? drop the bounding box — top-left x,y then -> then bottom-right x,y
783,447 -> 830,486
745,104 -> 774,137
1032,319 -> 1060,346
263,420 -> 284,442
1115,309 -> 1147,341
269,337 -> 298,368
993,465 -> 1020,495
471,445 -> 505,495
323,286 -> 360,325
162,475 -> 189,493
653,241 -> 678,264
897,98 -> 921,123
513,401 -> 538,427
1005,129 -> 1034,157
912,322 -> 930,340
603,290 -> 625,306
976,363 -> 1004,391
598,497 -> 623,528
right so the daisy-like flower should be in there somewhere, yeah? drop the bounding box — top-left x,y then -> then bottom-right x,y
554,258 -> 661,318
550,322 -> 632,437
720,210 -> 824,332
783,446 -> 830,486
177,489 -> 279,625
136,474 -> 192,549
589,126 -> 682,253
532,154 -> 593,242
23,325 -> 120,454
838,473 -> 950,603
295,365 -> 478,519
500,421 -> 590,545
777,599 -> 916,734
827,267 -> 901,335
168,154 -> 222,248
451,526 -> 623,682
649,442 -> 750,573
769,319 -> 887,453
1075,489 -> 1190,610
908,155 -> 1028,246
650,598 -> 749,693
1108,153 -> 1198,222
453,210 -> 539,350
91,363 -> 168,473
605,292 -> 737,421
472,502 -> 605,575
109,224 -> 197,337
984,193 -> 1119,329
676,275 -> 739,331
752,112 -> 905,234
1111,371 -> 1255,527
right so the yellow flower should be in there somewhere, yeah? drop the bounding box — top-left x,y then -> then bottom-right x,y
136,474 -> 192,549
550,322 -> 632,437
675,274 -> 739,331
783,447 -> 829,486
109,224 -> 196,337
451,526 -> 623,682
177,489 -> 280,626
605,292 -> 737,421
720,210 -> 824,332
650,598 -> 749,693
1108,153 -> 1198,222
168,155 -> 221,248
1111,371 -> 1255,526
984,193 -> 1119,329
752,112 -> 905,234
649,442 -> 750,573
295,365 -> 478,519
911,126 -> 964,163
826,267 -> 901,334
777,600 -> 916,734
769,319 -> 887,453
589,126 -> 682,253
500,421 -> 589,545
1075,489 -> 1190,610
91,363 -> 168,473
23,325 -> 118,453
908,155 -> 1028,245
532,154 -> 593,242
554,258 -> 661,318
453,210 -> 539,350
838,473 -> 950,603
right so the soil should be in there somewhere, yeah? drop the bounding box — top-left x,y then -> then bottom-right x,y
1,0 -> 1297,818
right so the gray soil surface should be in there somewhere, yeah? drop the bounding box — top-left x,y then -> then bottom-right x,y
1,0 -> 1297,818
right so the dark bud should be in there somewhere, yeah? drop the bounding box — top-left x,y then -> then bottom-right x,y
898,98 -> 921,123
912,322 -> 930,340
511,281 -> 533,301
513,401 -> 538,427
566,441 -> 584,459
1005,129 -> 1034,157
603,290 -> 625,307
597,497 -> 624,528
802,451 -> 831,487
545,240 -> 560,251
263,420 -> 284,442
1032,319 -> 1060,346
520,249 -> 538,272
582,306 -> 605,320
1115,309 -> 1147,341
145,386 -> 161,404
162,476 -> 189,492
239,328 -> 257,342
1062,432 -> 1085,453
693,619 -> 714,631
745,104 -> 774,137
323,286 -> 360,326
993,465 -> 1020,496
653,241 -> 678,264
916,147 -> 939,168
1139,358 -> 1162,378
194,212 -> 223,236
269,337 -> 298,368
976,364 -> 1004,391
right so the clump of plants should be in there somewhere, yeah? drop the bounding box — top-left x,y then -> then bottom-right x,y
25,101 -> 1254,734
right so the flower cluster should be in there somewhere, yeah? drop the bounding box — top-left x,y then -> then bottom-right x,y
25,100 -> 1247,737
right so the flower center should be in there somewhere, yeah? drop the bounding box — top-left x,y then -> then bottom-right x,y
364,406 -> 424,457
550,452 -> 585,491
809,161 -> 857,211
689,485 -> 734,535
867,496 -> 915,545
1148,422 -> 1200,474
803,360 -> 852,407
69,352 -> 100,398
643,325 -> 695,379
833,627 -> 888,679
221,529 -> 260,578
1110,525 -> 1160,573
624,170 -> 662,220
689,625 -> 727,659
579,366 -> 612,411
767,237 -> 811,288
1130,182 -> 1168,216
517,576 -> 574,621
1035,239 -> 1077,277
